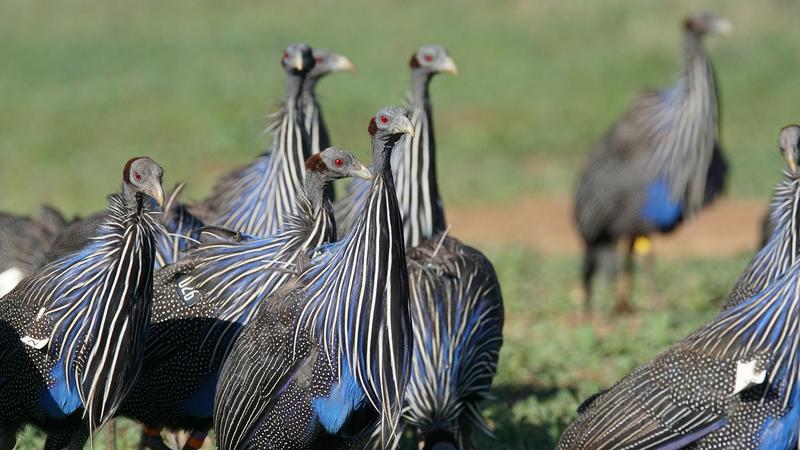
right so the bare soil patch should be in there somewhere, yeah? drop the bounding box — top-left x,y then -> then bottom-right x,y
447,195 -> 767,258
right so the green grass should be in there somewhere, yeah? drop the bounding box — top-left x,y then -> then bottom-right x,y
1,0 -> 795,448
1,0 -> 800,214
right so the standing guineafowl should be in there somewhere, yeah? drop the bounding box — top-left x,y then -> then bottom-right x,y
337,46 -> 504,449
0,157 -> 164,449
214,108 -> 414,450
574,12 -> 731,314
0,207 -> 67,297
196,43 -> 315,237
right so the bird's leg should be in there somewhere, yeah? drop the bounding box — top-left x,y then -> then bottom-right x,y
634,236 -> 663,309
106,419 -> 117,450
139,426 -> 173,450
580,250 -> 596,319
180,430 -> 208,450
612,238 -> 636,315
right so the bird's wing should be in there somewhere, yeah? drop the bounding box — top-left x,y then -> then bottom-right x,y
214,287 -> 310,450
560,344 -> 735,450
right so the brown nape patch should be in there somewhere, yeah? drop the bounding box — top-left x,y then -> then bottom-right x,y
305,154 -> 328,172
367,117 -> 378,136
409,53 -> 420,68
122,157 -> 142,183
683,17 -> 694,31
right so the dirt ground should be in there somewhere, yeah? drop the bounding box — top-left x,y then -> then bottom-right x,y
448,195 -> 767,258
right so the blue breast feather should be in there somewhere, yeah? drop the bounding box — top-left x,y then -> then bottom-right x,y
178,372 -> 219,418
756,392 -> 800,449
40,364 -> 82,418
642,179 -> 683,230
312,360 -> 366,434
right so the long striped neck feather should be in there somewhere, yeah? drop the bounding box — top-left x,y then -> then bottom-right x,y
212,72 -> 311,237
731,173 -> 800,307
298,129 -> 411,448
393,70 -> 447,247
19,192 -> 159,433
647,31 -> 719,217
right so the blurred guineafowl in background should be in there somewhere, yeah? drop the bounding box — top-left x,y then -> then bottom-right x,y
0,207 -> 66,297
724,126 -> 800,310
213,108 -> 414,450
336,46 -> 504,449
196,43 -> 315,237
574,11 -> 731,314
0,158 -> 164,449
110,148 -> 371,450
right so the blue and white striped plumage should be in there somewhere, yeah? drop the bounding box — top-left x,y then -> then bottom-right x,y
558,255 -> 800,449
0,187 -> 160,440
336,47 -> 503,449
403,236 -> 503,447
114,148 -> 370,446
214,109 -> 413,450
199,44 -> 314,238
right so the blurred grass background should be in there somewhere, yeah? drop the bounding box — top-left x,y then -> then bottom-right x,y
2,0 -> 799,448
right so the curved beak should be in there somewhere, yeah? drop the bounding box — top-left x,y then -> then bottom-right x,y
713,18 -> 733,35
148,182 -> 166,208
788,148 -> 798,174
290,52 -> 305,71
438,55 -> 459,75
351,161 -> 373,180
333,54 -> 356,73
396,116 -> 416,137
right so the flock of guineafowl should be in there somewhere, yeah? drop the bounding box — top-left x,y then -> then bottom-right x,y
0,8 -> 798,450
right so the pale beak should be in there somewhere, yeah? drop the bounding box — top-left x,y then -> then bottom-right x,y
290,53 -> 305,71
438,56 -> 459,75
351,162 -> 373,181
788,148 -> 798,174
714,18 -> 733,35
334,55 -> 356,73
149,182 -> 166,208
396,116 -> 415,137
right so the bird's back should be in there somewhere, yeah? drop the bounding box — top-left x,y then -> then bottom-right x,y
403,234 -> 504,440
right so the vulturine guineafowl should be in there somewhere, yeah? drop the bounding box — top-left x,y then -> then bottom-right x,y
336,46 -> 503,449
213,108 -> 414,450
0,158 -> 164,449
196,43 -> 316,237
97,148 -> 370,450
0,207 -> 67,297
574,12 -> 731,314
725,126 -> 800,310
558,236 -> 800,448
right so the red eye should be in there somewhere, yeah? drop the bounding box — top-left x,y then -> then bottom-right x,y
283,51 -> 289,60
334,159 -> 344,167
315,56 -> 324,64
379,115 -> 389,124
133,171 -> 142,182
423,54 -> 433,62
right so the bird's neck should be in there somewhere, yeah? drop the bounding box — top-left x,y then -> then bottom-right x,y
285,74 -> 305,108
742,175 -> 800,290
681,33 -> 716,98
394,71 -> 447,247
301,132 -> 411,442
410,71 -> 432,108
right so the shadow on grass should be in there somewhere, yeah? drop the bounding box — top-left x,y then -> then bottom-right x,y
472,383 -> 580,450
